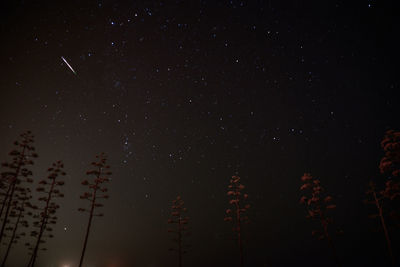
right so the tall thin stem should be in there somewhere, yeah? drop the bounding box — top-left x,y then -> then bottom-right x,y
234,186 -> 244,267
1,207 -> 23,267
0,146 -> 26,246
178,216 -> 182,267
78,170 -> 100,267
373,190 -> 395,266
0,184 -> 12,221
322,219 -> 339,267
29,176 -> 56,267
0,183 -> 16,249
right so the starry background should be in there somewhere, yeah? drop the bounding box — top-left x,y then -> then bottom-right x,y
0,0 -> 399,266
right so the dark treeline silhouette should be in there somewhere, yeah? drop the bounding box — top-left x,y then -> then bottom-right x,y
0,132 -> 114,267
0,129 -> 399,266
364,130 -> 400,266
299,129 -> 400,266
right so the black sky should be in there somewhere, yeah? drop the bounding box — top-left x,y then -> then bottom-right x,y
0,1 -> 399,266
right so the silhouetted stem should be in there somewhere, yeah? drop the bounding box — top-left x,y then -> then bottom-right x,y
322,219 -> 339,267
234,188 -> 244,267
0,145 -> 26,247
0,183 -> 16,251
0,184 -> 12,221
1,207 -> 23,267
178,216 -> 182,267
27,252 -> 33,267
373,190 -> 395,266
29,175 -> 56,267
79,168 -> 100,267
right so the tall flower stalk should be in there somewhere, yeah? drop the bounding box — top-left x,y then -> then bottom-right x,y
224,176 -> 250,267
299,173 -> 339,266
27,161 -> 65,267
365,181 -> 394,266
78,153 -> 111,267
1,187 -> 32,267
167,195 -> 190,267
0,131 -> 37,248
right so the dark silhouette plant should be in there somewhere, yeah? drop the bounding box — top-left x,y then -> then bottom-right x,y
379,130 -> 400,223
27,161 -> 65,267
365,181 -> 395,266
224,175 -> 250,267
0,131 -> 37,247
1,187 -> 32,267
299,173 -> 340,266
167,195 -> 190,267
362,130 -> 400,266
78,153 -> 111,267
380,130 -> 400,179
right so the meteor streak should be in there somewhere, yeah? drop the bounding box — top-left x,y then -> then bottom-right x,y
61,56 -> 77,75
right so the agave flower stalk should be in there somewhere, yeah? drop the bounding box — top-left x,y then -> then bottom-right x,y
167,195 -> 190,267
365,181 -> 395,266
224,176 -> 250,267
78,153 -> 111,267
299,173 -> 340,266
0,131 -> 37,247
1,187 -> 32,267
27,161 -> 65,267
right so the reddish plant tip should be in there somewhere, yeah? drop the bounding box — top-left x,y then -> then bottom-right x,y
379,130 -> 400,177
299,170 -> 340,264
224,175 -> 249,266
167,195 -> 190,265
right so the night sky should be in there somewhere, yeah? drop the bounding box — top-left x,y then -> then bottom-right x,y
0,1 -> 399,266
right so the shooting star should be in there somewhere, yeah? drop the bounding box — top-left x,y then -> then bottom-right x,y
61,56 -> 77,75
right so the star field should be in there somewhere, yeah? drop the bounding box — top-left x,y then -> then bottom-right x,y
0,1 -> 399,266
